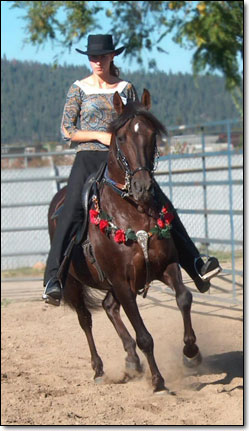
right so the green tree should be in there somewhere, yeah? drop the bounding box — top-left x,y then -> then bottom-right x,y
9,1 -> 243,92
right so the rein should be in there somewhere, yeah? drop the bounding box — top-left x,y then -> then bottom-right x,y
102,165 -> 128,198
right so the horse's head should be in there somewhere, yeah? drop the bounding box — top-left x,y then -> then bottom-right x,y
108,89 -> 167,203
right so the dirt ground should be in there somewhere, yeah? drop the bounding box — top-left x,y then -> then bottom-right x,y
1,263 -> 243,426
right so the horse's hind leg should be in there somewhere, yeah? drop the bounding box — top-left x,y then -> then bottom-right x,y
163,264 -> 202,367
76,304 -> 104,380
64,275 -> 104,380
102,291 -> 142,373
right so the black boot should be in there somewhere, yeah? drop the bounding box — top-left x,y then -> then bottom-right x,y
194,257 -> 222,293
42,278 -> 62,306
153,182 -> 222,292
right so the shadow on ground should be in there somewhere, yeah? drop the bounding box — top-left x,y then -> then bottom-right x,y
195,350 -> 243,391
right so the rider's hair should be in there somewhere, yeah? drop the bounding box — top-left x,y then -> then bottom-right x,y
110,61 -> 120,77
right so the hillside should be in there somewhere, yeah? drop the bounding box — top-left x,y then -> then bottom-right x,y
1,58 -> 239,146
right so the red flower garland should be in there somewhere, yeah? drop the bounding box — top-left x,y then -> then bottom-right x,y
89,205 -> 174,244
89,209 -> 100,225
99,219 -> 109,233
114,229 -> 126,243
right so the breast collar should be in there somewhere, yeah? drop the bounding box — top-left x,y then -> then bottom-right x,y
102,166 -> 128,198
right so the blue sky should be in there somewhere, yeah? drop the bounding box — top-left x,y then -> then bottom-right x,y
1,1 -> 198,74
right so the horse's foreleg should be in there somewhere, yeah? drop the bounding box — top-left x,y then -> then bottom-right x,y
163,263 -> 202,367
115,287 -> 167,392
102,291 -> 142,373
76,305 -> 104,380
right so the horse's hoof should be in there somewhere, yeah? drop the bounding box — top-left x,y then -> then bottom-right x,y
126,361 -> 138,370
154,387 -> 176,396
117,373 -> 132,384
183,350 -> 202,368
94,375 -> 105,384
125,360 -> 143,375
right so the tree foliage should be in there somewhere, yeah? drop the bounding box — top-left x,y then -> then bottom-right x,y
9,1 -> 243,90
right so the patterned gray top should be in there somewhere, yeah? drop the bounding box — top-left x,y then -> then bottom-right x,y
61,80 -> 138,151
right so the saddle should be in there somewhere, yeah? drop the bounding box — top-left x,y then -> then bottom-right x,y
52,162 -> 107,283
76,161 -> 106,245
52,161 -> 106,245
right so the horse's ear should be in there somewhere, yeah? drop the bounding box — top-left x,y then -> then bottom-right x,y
141,88 -> 151,110
113,91 -> 125,114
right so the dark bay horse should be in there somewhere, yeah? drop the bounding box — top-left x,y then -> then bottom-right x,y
48,89 -> 201,393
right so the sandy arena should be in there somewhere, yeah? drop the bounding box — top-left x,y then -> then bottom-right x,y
1,264 -> 243,426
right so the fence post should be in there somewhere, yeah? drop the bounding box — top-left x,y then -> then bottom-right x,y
201,126 -> 209,257
51,158 -> 60,192
227,120 -> 236,301
168,135 -> 173,202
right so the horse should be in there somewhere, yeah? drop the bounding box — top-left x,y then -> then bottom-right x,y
48,89 -> 201,393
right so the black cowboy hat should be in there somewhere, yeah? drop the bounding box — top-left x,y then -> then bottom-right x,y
75,34 -> 125,56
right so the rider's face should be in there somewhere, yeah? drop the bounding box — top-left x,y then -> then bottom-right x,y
88,53 -> 114,75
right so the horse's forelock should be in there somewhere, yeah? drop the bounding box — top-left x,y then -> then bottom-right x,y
108,101 -> 167,136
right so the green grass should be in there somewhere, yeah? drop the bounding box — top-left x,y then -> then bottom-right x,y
1,298 -> 11,307
195,247 -> 243,263
1,267 -> 44,279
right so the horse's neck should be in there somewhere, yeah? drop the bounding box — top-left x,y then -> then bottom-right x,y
100,181 -> 160,221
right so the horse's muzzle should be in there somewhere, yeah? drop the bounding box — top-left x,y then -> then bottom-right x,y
131,176 -> 153,202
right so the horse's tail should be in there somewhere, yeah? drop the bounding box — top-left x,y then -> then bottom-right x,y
80,285 -> 105,311
63,272 -> 105,311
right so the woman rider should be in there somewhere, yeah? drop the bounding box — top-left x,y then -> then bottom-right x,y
43,34 -> 221,306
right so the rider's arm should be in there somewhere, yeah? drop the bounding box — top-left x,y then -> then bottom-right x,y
70,130 -> 112,146
61,84 -> 111,147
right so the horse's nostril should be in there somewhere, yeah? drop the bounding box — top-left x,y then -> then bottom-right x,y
146,180 -> 153,192
133,181 -> 142,193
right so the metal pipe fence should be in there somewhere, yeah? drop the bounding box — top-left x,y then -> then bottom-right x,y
1,118 -> 243,303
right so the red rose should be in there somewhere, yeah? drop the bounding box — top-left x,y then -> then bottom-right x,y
89,209 -> 99,225
157,218 -> 165,228
99,219 -> 109,233
114,229 -> 126,243
161,206 -> 169,214
164,212 -> 174,225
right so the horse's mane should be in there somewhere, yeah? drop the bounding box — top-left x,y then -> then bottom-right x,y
108,100 -> 167,136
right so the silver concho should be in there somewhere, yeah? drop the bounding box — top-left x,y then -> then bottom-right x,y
136,230 -> 149,260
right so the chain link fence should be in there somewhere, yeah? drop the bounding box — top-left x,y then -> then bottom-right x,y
1,119 -> 243,302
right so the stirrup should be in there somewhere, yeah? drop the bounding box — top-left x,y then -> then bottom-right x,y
42,294 -> 60,306
42,281 -> 62,306
194,255 -> 222,281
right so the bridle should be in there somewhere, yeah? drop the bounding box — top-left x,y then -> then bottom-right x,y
103,122 -> 160,198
